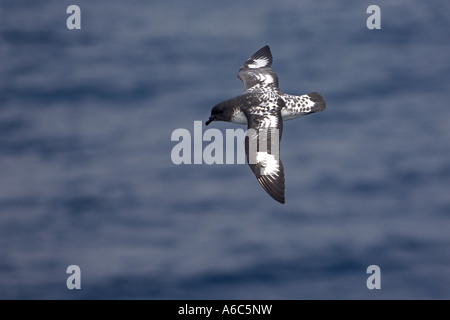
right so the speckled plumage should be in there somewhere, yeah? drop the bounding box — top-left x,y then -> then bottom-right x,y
206,46 -> 326,204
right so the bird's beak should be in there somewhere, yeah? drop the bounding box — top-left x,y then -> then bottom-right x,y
205,116 -> 214,126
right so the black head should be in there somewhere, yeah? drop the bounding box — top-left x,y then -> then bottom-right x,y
205,103 -> 233,126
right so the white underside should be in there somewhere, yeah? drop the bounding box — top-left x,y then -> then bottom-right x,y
280,109 -> 305,121
232,109 -> 304,124
231,110 -> 248,124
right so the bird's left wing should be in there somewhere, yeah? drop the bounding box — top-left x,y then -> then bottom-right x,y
238,45 -> 279,92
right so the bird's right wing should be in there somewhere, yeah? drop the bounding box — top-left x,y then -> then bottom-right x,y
244,98 -> 285,204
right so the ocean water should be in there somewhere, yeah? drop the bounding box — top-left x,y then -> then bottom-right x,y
0,0 -> 449,299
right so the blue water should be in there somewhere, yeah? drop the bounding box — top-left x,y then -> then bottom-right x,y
0,0 -> 449,299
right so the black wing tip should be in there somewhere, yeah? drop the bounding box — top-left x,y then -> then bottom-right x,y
250,45 -> 273,66
274,193 -> 286,204
254,45 -> 271,56
257,174 -> 285,204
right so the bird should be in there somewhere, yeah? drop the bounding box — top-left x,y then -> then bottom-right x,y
205,45 -> 326,204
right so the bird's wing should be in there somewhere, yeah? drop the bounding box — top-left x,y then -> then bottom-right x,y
238,45 -> 280,92
244,98 -> 285,204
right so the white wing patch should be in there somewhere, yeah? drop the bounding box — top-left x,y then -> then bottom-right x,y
247,57 -> 271,69
256,152 -> 280,176
256,73 -> 276,86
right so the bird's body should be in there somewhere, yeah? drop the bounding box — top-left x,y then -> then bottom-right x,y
206,46 -> 326,204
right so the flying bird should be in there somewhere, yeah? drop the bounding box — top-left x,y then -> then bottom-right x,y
206,45 -> 326,204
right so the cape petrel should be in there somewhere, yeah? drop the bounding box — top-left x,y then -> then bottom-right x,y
206,45 -> 326,204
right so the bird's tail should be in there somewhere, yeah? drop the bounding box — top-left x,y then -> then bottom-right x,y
306,92 -> 326,113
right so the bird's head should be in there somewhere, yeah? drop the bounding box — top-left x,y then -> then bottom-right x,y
205,103 -> 232,125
